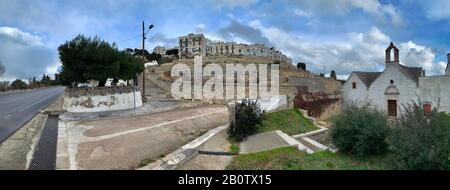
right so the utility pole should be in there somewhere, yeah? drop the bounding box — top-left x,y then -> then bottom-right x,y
142,21 -> 146,98
323,64 -> 326,77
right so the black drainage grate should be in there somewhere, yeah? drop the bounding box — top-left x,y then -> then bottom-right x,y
28,115 -> 59,170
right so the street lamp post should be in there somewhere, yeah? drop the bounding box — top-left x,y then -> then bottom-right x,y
142,21 -> 154,99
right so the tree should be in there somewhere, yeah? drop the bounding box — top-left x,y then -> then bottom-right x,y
166,49 -> 179,56
131,48 -> 151,59
148,52 -> 162,62
10,79 -> 27,90
58,34 -> 120,87
40,74 -> 51,86
297,62 -> 306,70
117,51 -> 144,83
0,60 -> 5,76
330,70 -> 337,80
0,81 -> 9,91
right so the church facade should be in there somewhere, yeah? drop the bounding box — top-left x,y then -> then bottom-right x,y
342,42 -> 450,116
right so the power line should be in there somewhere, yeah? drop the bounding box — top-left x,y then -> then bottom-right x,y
116,34 -> 141,44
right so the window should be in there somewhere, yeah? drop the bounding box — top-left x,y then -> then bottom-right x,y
390,80 -> 394,84
423,103 -> 432,113
352,82 -> 357,89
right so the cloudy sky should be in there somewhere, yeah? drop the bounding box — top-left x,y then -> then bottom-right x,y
1,0 -> 449,80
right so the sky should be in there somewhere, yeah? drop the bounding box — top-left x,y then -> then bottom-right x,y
0,0 -> 450,81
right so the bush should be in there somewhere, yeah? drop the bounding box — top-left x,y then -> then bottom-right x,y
331,104 -> 390,156
0,81 -> 9,91
388,104 -> 450,170
227,99 -> 263,141
10,79 -> 28,90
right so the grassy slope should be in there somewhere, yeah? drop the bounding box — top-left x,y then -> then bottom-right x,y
259,109 -> 318,135
227,147 -> 391,170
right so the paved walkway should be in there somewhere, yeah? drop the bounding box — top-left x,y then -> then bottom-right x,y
178,130 -> 233,170
57,105 -> 228,170
239,131 -> 293,154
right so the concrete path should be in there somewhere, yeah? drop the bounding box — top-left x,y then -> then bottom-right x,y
178,130 -> 233,170
57,105 -> 228,170
239,131 -> 294,154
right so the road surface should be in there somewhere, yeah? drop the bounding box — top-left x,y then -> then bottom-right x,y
0,87 -> 65,143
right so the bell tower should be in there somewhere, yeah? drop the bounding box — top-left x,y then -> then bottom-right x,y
385,42 -> 399,67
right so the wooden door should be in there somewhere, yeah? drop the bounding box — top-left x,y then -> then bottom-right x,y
388,100 -> 397,117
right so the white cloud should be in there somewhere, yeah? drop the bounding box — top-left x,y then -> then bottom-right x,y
399,41 -> 446,75
211,0 -> 259,9
290,0 -> 403,27
196,24 -> 207,33
293,8 -> 310,18
0,27 -> 44,46
245,21 -> 445,77
424,0 -> 450,20
0,27 -> 56,81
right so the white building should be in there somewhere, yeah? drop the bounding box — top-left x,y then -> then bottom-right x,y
342,42 -> 450,116
153,46 -> 166,55
178,33 -> 211,58
177,33 -> 292,64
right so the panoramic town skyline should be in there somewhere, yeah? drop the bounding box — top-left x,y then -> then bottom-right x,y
1,0 -> 450,81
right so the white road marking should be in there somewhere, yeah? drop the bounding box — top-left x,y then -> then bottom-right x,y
19,94 -> 57,111
3,114 -> 12,120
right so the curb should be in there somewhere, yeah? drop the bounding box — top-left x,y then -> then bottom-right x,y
138,124 -> 228,170
25,114 -> 48,170
198,150 -> 236,156
275,130 -> 314,154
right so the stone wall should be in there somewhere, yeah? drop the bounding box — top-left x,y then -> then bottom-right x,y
285,76 -> 341,95
63,86 -> 143,113
140,57 -> 342,102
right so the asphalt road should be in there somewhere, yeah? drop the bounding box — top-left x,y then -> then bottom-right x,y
0,87 -> 65,144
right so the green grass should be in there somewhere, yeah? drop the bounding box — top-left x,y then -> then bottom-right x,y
138,158 -> 155,168
230,142 -> 240,155
226,147 -> 391,170
259,109 -> 319,135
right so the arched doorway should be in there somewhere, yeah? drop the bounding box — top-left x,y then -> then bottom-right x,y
385,86 -> 400,117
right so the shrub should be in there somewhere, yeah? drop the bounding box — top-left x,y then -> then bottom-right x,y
10,79 -> 28,90
331,103 -> 390,156
0,81 -> 9,91
388,104 -> 450,170
227,99 -> 263,141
